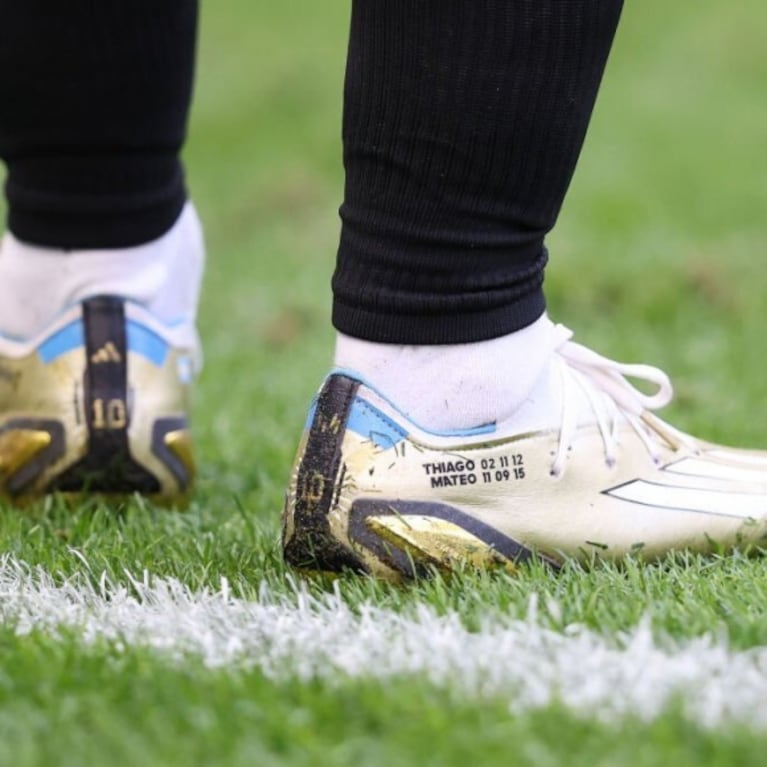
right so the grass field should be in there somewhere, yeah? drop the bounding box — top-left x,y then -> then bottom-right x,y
2,1 -> 767,764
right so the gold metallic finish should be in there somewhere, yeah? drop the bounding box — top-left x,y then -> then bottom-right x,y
0,429 -> 51,480
165,429 -> 197,481
366,514 -> 517,573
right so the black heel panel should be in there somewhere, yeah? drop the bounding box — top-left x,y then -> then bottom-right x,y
283,374 -> 367,572
53,296 -> 160,494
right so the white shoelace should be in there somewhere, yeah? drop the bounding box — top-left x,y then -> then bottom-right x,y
550,326 -> 683,477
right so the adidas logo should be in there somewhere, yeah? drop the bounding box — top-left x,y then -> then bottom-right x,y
90,341 -> 122,364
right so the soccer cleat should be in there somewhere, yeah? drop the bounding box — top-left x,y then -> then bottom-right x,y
0,295 -> 198,504
283,326 -> 767,578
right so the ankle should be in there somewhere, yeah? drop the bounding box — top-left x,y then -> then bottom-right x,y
334,314 -> 559,432
0,202 -> 204,339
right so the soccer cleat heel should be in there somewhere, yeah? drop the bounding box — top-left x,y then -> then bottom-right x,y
283,374 -> 368,573
283,374 -> 541,579
0,295 -> 197,504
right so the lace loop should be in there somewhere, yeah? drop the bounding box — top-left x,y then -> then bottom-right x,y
550,326 -> 675,477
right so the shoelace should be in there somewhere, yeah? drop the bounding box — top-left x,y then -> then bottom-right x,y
549,325 -> 684,477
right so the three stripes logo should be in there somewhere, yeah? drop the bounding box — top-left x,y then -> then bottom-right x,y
90,341 -> 122,365
604,456 -> 767,519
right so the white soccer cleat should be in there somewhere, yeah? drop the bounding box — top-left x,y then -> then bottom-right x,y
283,326 -> 767,578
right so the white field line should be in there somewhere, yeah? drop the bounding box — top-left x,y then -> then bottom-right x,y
1,555 -> 766,729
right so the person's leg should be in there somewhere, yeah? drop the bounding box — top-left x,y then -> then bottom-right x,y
0,0 -> 196,250
334,0 -> 621,346
283,0 -> 767,577
333,0 -> 623,432
0,0 -> 201,502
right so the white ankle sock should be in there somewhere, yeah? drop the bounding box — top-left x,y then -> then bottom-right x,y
334,314 -> 560,432
0,202 -> 204,340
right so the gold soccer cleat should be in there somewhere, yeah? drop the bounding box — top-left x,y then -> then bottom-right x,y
283,326 -> 767,579
0,296 -> 197,504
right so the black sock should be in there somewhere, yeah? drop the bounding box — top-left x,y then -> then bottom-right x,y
0,0 -> 198,249
333,0 -> 624,344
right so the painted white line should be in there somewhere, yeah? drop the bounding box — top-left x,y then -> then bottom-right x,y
1,555 -> 766,729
